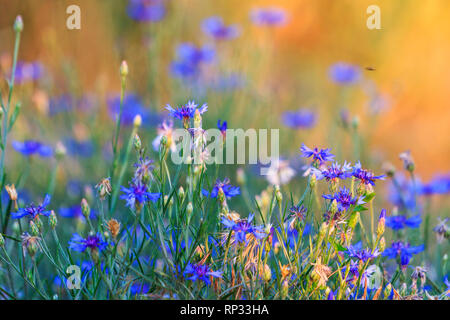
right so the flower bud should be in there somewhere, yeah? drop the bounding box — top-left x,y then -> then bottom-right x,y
34,216 -> 43,233
281,280 -> 289,299
120,60 -> 128,78
49,210 -> 57,230
133,114 -> 142,128
81,198 -> 90,219
186,202 -> 193,215
384,283 -> 392,298
379,236 -> 386,252
55,142 -> 67,159
0,233 -> 4,247
399,150 -> 414,172
193,109 -> 202,129
133,134 -> 142,152
14,15 -> 23,33
262,264 -> 272,282
178,186 -> 185,202
377,209 -> 386,237
330,199 -> 338,215
310,174 -> 317,189
275,185 -> 283,203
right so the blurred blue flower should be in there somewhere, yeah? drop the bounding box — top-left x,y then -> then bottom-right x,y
127,0 -> 166,22
184,263 -> 222,285
13,61 -> 44,84
385,214 -> 422,230
12,140 -> 53,157
418,174 -> 450,195
382,241 -> 424,268
59,205 -> 97,220
11,194 -> 52,219
63,138 -> 95,158
68,233 -> 108,252
171,43 -> 215,79
108,93 -> 161,127
250,7 -> 288,26
329,62 -> 361,85
202,16 -> 240,40
344,242 -> 381,262
281,109 -> 317,129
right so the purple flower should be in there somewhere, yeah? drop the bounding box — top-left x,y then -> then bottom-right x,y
108,93 -> 162,127
202,16 -> 240,40
171,43 -> 215,79
418,174 -> 450,195
127,0 -> 166,22
323,187 -> 365,212
165,100 -> 208,125
11,194 -> 52,219
281,109 -> 317,129
202,178 -> 240,199
59,205 -> 97,220
352,161 -> 385,186
63,138 -> 95,158
68,233 -> 108,252
12,140 -> 53,157
311,161 -> 352,181
300,143 -> 334,166
250,7 -> 288,26
184,263 -> 222,285
221,213 -> 266,244
344,242 -> 381,262
120,182 -> 161,209
385,215 -> 422,230
329,63 -> 361,85
382,241 -> 424,268
13,61 -> 44,84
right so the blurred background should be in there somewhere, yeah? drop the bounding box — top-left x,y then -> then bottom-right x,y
0,0 -> 449,203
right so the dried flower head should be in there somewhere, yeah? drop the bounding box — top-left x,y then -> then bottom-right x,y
107,218 -> 121,239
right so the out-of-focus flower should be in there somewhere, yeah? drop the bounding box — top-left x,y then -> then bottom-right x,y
152,120 -> 176,152
399,150 -> 415,172
281,109 -> 317,129
171,43 -> 215,79
329,62 -> 361,85
68,233 -> 108,252
127,0 -> 166,22
382,241 -> 424,269
300,143 -> 334,166
288,205 -> 307,230
202,16 -> 240,40
12,61 -> 44,84
221,213 -> 266,244
202,178 -> 240,199
265,158 -> 296,186
250,7 -> 288,26
418,174 -> 450,195
433,218 -> 449,243
95,178 -> 112,200
59,205 -> 97,220
63,138 -> 95,158
133,157 -> 155,184
108,94 -> 161,127
166,100 -> 207,128
184,263 -> 222,285
11,194 -> 52,219
344,242 -> 381,262
385,214 -> 422,230
12,140 -> 53,157
323,187 -> 364,212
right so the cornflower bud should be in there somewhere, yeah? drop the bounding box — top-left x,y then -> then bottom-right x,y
14,15 -> 23,33
186,202 -> 193,215
120,60 -> 128,78
49,210 -> 57,229
81,198 -> 90,219
133,114 -> 142,128
329,199 -> 338,216
178,186 -> 185,202
382,162 -> 396,178
133,133 -> 142,153
281,280 -> 289,299
379,236 -> 386,252
95,178 -> 112,200
384,283 -> 392,298
349,212 -> 360,230
21,233 -> 40,258
399,150 -> 414,172
275,185 -> 283,203
377,209 -> 386,237
236,168 -> 246,185
34,216 -> 43,233
310,174 -> 317,189
55,141 -> 67,160
193,109 -> 202,129
351,116 -> 359,130
262,264 -> 272,282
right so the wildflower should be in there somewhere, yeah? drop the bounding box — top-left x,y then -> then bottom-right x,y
14,15 -> 24,33
133,157 -> 154,184
432,218 -> 449,243
312,161 -> 352,182
171,43 -> 215,79
377,209 -> 386,236
127,0 -> 166,22
329,62 -> 361,85
288,205 -> 307,230
344,242 -> 381,262
80,198 -> 90,219
11,194 -> 52,219
221,213 -> 266,244
323,187 -> 365,212
261,264 -> 272,282
300,143 -> 334,166
265,158 -> 296,186
120,182 -> 161,210
12,61 -> 44,84
108,94 -> 161,127
68,233 -> 108,253
49,211 -> 57,229
217,119 -> 227,138
152,120 -> 176,152
411,266 -> 427,287
106,219 -> 121,239
165,100 -> 208,128
5,184 -> 18,210
12,140 -> 52,157
382,241 -> 425,269
311,257 -> 332,287
202,16 -> 240,40
281,109 -> 317,129
399,150 -> 414,172
21,232 -> 40,257
202,178 -> 240,199
385,214 -> 422,231
184,263 -> 222,285
250,7 -> 288,26
351,161 -> 385,187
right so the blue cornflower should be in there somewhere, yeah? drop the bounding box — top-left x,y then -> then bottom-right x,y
12,140 -> 53,157
329,62 -> 361,85
382,241 -> 425,268
13,61 -> 44,84
202,16 -> 240,40
184,263 -> 222,285
300,143 -> 334,166
344,242 -> 381,262
48,94 -> 74,116
312,161 -> 352,182
250,7 -> 288,26
281,109 -> 317,129
166,100 -> 208,128
418,174 -> 450,195
323,187 -> 365,212
59,205 -> 97,220
120,182 -> 161,209
171,43 -> 215,79
11,194 -> 52,219
63,138 -> 95,158
221,213 -> 266,244
108,93 -> 161,127
202,178 -> 240,199
385,214 -> 422,230
127,0 -> 166,22
68,233 -> 108,252
352,161 -> 385,186
217,119 -> 227,138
